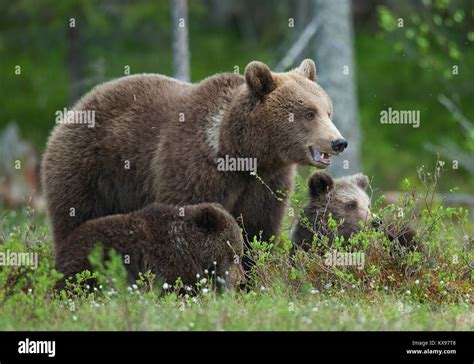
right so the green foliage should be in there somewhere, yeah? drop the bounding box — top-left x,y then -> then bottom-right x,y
272,162 -> 472,306
0,176 -> 472,330
373,0 -> 474,187
357,29 -> 474,191
0,207 -> 62,322
1,1 -> 473,191
377,1 -> 472,73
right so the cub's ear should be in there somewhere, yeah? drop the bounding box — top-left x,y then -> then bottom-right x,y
245,61 -> 275,98
297,59 -> 317,81
308,172 -> 334,198
351,173 -> 369,191
194,205 -> 227,233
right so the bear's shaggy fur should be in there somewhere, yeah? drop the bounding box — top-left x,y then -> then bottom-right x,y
291,171 -> 372,250
41,59 -> 345,268
56,202 -> 245,289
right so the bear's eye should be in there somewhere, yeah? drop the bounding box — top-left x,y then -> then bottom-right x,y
347,202 -> 357,210
305,111 -> 316,121
328,111 -> 332,119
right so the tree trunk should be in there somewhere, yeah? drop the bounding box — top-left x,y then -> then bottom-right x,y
67,22 -> 85,105
312,0 -> 361,176
171,0 -> 190,82
296,0 -> 312,32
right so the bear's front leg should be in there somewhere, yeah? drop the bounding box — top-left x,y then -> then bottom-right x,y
232,166 -> 295,271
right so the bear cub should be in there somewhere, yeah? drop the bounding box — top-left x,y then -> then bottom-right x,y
56,202 -> 245,290
291,172 -> 417,252
291,171 -> 372,251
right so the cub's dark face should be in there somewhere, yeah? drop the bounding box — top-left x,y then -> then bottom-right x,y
304,172 -> 372,240
244,59 -> 346,169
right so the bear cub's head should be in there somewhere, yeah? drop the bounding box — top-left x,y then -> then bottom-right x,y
186,203 -> 246,288
291,171 -> 372,250
228,59 -> 347,169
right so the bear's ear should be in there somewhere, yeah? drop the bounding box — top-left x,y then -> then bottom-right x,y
244,61 -> 275,98
308,172 -> 334,197
194,205 -> 227,233
352,173 -> 369,191
297,59 -> 317,81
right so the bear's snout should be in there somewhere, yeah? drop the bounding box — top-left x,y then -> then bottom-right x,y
371,216 -> 383,229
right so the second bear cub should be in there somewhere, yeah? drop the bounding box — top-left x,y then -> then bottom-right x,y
56,202 -> 245,289
291,171 -> 372,251
291,172 -> 417,252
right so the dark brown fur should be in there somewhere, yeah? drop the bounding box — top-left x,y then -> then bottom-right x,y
56,202 -> 245,288
41,60 -> 344,268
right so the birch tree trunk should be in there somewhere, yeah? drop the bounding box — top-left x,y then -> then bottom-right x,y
296,0 -> 311,32
67,21 -> 85,105
313,0 -> 361,176
171,0 -> 190,82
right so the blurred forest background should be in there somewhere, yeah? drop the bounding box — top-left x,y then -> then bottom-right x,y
0,0 -> 473,213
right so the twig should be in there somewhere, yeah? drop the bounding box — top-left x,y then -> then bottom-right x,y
274,18 -> 320,72
424,143 -> 474,173
438,94 -> 472,135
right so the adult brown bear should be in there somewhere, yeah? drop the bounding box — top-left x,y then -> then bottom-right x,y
41,59 -> 347,268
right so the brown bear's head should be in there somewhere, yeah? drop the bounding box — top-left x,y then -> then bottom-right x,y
222,59 -> 346,169
291,172 -> 372,249
187,203 -> 245,288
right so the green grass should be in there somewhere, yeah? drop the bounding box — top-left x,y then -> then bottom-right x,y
1,289 -> 472,331
0,167 -> 472,331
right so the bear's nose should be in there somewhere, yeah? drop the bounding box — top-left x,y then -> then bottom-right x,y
371,217 -> 383,229
331,138 -> 348,153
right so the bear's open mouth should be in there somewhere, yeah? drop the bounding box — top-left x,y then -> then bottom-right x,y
309,145 -> 332,166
